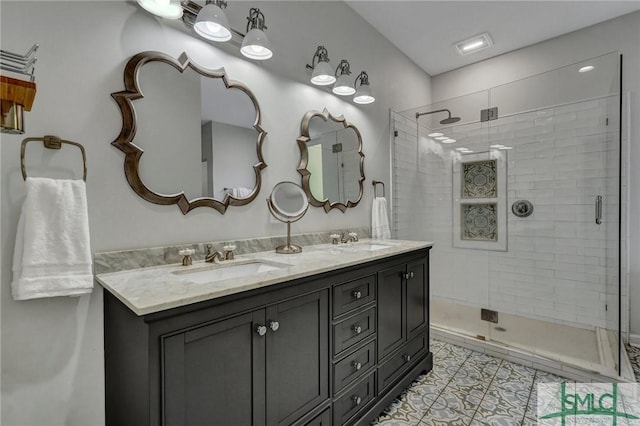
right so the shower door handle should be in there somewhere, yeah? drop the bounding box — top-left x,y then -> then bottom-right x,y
595,195 -> 602,225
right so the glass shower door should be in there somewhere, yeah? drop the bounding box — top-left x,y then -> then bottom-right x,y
485,52 -> 622,375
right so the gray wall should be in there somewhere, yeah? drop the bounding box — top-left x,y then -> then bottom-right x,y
0,1 -> 431,425
431,11 -> 640,339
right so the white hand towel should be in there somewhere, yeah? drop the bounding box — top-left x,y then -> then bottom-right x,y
371,197 -> 391,239
12,177 -> 93,300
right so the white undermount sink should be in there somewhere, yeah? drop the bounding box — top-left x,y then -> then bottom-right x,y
342,243 -> 393,252
172,260 -> 289,284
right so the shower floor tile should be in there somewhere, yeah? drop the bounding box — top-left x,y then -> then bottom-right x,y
372,339 -> 575,426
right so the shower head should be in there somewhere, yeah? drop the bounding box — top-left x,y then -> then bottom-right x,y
415,109 -> 461,125
440,115 -> 461,125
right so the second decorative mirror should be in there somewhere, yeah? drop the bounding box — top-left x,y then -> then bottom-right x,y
297,108 -> 365,213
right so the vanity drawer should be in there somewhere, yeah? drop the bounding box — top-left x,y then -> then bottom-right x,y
333,307 -> 376,356
333,275 -> 376,318
377,334 -> 426,392
333,340 -> 376,393
333,372 -> 375,426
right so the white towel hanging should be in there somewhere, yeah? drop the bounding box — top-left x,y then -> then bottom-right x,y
12,177 -> 93,300
371,197 -> 391,239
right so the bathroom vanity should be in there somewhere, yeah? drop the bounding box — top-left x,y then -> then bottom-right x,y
98,240 -> 432,426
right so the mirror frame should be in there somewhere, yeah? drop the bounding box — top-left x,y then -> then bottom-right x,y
297,108 -> 365,213
111,50 -> 267,214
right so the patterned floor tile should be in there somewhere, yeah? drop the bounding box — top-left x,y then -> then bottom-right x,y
470,412 -> 522,425
374,340 -> 580,426
625,343 -> 640,381
429,391 -> 482,419
419,406 -> 473,426
476,388 -> 527,419
372,391 -> 424,425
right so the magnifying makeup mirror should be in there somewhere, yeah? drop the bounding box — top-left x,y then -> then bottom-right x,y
267,181 -> 309,254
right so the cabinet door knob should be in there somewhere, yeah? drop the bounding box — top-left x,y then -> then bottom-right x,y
256,325 -> 267,336
403,354 -> 411,362
352,325 -> 363,335
352,395 -> 362,406
269,321 -> 280,332
352,290 -> 362,299
410,271 -> 415,279
352,361 -> 362,371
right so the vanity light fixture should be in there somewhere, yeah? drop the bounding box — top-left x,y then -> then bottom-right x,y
240,8 -> 273,60
332,60 -> 356,96
455,32 -> 493,55
306,46 -> 336,86
136,0 -> 183,19
194,0 -> 232,42
353,71 -> 375,104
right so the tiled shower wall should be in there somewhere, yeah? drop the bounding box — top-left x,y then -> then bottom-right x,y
392,96 -> 625,331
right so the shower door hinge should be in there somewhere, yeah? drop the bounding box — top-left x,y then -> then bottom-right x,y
394,129 -> 399,137
480,107 -> 499,122
332,143 -> 343,153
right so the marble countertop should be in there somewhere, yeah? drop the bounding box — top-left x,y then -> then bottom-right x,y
95,239 -> 433,316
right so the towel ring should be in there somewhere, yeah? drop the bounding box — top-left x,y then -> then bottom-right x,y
21,135 -> 87,181
372,180 -> 385,197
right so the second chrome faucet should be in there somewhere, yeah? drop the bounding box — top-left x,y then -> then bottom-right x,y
205,244 -> 236,263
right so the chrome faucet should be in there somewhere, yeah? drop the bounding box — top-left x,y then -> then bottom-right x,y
205,244 -> 224,263
341,231 -> 359,243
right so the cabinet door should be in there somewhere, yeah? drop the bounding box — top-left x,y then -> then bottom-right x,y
406,257 -> 428,340
162,310 -> 266,426
266,290 -> 329,426
377,263 -> 406,361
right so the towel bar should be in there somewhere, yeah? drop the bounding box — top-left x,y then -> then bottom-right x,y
372,180 -> 385,197
21,135 -> 87,181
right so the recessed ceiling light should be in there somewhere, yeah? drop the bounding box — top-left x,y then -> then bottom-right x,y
441,138 -> 456,144
578,65 -> 594,73
428,132 -> 444,137
435,136 -> 448,141
455,33 -> 493,55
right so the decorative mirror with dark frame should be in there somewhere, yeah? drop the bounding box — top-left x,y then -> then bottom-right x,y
111,51 -> 266,214
297,108 -> 365,213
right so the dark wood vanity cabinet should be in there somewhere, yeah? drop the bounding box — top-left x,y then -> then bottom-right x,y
104,248 -> 431,426
162,291 -> 328,426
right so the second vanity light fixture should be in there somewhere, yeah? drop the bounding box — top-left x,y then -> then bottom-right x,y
136,0 -> 273,61
306,47 -> 375,104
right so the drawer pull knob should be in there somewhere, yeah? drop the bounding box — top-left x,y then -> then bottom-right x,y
352,395 -> 362,406
352,325 -> 363,334
256,325 -> 267,336
352,361 -> 362,371
269,321 -> 280,332
403,354 -> 411,362
352,290 -> 362,299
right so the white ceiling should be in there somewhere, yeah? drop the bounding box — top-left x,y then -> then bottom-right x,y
346,1 -> 640,76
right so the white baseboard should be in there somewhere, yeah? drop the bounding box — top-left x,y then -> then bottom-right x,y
629,334 -> 640,348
